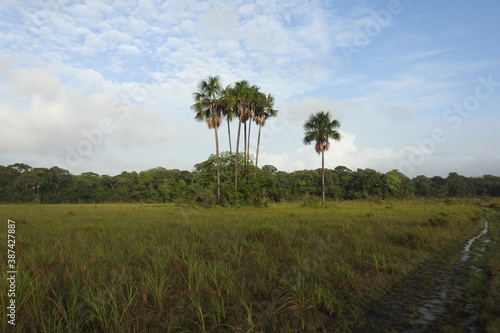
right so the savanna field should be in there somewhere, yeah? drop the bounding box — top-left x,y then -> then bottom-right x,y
1,199 -> 499,332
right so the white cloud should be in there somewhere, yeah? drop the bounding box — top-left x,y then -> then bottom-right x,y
99,29 -> 131,46
1,0 -> 498,177
118,44 -> 141,56
259,131 -> 400,173
10,68 -> 61,99
201,7 -> 238,34
131,0 -> 156,21
83,34 -> 108,55
0,55 -> 13,73
237,4 -> 254,17
0,67 -> 190,173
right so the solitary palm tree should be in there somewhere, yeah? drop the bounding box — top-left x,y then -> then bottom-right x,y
303,111 -> 342,204
191,76 -> 223,205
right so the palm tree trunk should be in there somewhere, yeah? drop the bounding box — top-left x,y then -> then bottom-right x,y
322,150 -> 325,204
234,119 -> 242,190
227,116 -> 232,154
256,123 -> 262,167
243,121 -> 247,165
247,119 -> 252,164
214,125 -> 221,205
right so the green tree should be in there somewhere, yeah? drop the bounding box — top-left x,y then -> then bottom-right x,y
191,75 -> 224,205
303,111 -> 342,204
115,171 -> 139,201
71,172 -> 100,202
14,167 -> 51,202
0,165 -> 21,202
446,172 -> 475,197
10,163 -> 32,174
334,166 -> 352,199
382,170 -> 402,198
430,176 -> 449,197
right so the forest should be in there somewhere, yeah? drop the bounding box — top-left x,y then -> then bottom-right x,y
1,158 -> 499,205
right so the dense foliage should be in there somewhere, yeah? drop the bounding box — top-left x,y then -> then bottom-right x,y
1,158 -> 499,204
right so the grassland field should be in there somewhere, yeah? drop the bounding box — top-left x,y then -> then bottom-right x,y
1,198 -> 499,332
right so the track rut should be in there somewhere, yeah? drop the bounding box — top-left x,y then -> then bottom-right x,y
354,220 -> 490,333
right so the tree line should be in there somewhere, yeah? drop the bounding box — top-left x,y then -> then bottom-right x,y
1,161 -> 499,205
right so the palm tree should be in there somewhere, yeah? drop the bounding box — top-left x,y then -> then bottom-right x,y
191,75 -> 223,205
220,85 -> 234,154
245,85 -> 261,165
303,111 -> 342,204
227,80 -> 251,190
255,93 -> 278,167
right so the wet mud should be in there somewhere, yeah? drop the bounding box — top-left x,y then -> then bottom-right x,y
355,220 -> 490,333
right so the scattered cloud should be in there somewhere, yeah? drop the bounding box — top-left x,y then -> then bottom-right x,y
1,0 -> 499,177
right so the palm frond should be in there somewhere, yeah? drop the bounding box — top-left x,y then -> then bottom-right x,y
303,111 -> 341,153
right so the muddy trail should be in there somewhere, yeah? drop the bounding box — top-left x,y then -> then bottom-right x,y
354,219 -> 490,333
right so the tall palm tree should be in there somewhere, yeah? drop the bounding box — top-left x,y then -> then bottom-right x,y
245,85 -> 261,165
255,93 -> 278,168
220,85 -> 234,154
303,111 -> 342,204
191,75 -> 223,205
227,80 -> 251,190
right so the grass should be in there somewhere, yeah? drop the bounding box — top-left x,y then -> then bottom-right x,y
0,198 -> 497,332
469,204 -> 500,333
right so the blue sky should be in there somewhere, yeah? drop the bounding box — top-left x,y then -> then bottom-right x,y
1,0 -> 499,177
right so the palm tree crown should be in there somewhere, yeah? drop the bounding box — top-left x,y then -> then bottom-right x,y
303,111 -> 341,154
191,75 -> 223,127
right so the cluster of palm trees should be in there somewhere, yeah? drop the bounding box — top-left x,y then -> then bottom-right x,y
191,75 -> 278,205
192,76 -> 343,206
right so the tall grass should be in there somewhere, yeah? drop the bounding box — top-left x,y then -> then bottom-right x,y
0,199 -> 494,332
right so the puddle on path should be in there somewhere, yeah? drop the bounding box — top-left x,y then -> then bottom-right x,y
355,219 -> 490,333
461,220 -> 489,263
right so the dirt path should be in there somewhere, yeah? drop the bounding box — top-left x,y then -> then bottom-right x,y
355,220 -> 490,333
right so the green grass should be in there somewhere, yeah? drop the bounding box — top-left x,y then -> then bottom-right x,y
477,205 -> 500,333
0,198 -> 496,332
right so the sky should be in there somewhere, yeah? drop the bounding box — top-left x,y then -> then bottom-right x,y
1,0 -> 499,178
